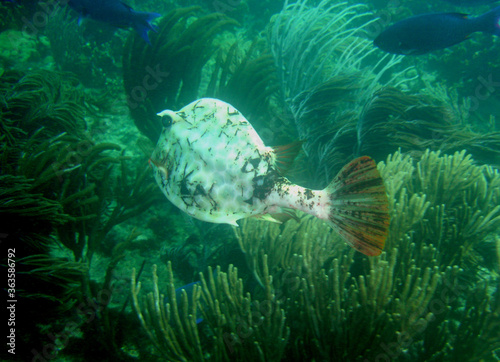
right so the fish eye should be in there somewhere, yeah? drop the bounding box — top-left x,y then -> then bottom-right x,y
161,114 -> 173,128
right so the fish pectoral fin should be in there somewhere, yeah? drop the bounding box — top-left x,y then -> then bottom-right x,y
272,141 -> 303,176
149,158 -> 168,178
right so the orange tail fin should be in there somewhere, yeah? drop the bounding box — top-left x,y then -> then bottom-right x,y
325,156 -> 390,256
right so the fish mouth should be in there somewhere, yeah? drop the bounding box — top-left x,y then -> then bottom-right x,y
149,156 -> 169,179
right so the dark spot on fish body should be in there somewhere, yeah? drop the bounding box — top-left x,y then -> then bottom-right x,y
218,129 -> 230,139
205,187 -> 219,211
241,161 -> 252,173
199,129 -> 209,140
304,189 -> 314,200
251,171 -> 280,201
206,110 -> 216,120
180,170 -> 194,197
180,179 -> 190,198
198,154 -> 208,167
208,195 -> 219,213
249,158 -> 261,169
277,178 -> 291,195
172,139 -> 182,149
194,184 -> 206,196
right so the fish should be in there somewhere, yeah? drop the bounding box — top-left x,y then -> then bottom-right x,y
150,98 -> 390,256
374,6 -> 500,55
67,0 -> 160,43
165,281 -> 203,324
442,0 -> 499,5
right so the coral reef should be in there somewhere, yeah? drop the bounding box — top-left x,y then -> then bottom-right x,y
379,149 -> 500,275
0,30 -> 39,65
3,1 -> 499,360
266,0 -> 412,186
2,69 -> 87,137
45,5 -> 124,88
266,0 -> 500,189
133,149 -> 500,361
0,69 -> 162,358
132,261 -> 289,361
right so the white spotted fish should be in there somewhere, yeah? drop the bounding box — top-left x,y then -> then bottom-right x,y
150,98 -> 390,256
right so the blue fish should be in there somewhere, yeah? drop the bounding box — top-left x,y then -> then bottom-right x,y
165,281 -> 203,324
374,6 -> 500,55
67,0 -> 160,43
443,0 -> 499,5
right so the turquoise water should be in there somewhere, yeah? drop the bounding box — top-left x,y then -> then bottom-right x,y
1,0 -> 499,361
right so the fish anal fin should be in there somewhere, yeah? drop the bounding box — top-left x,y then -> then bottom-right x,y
272,141 -> 303,175
325,156 -> 390,256
252,210 -> 299,224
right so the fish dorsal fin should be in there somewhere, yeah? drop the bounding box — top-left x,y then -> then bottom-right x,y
272,141 -> 303,175
121,2 -> 134,12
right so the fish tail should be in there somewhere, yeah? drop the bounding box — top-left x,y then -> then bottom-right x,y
324,156 -> 390,256
133,11 -> 161,44
477,5 -> 500,36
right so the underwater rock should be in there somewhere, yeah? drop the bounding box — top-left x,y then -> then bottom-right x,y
0,30 -> 37,63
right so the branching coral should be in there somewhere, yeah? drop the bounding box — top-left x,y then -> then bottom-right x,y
131,261 -> 289,361
266,0 -> 500,189
133,148 -> 499,361
379,149 -> 500,274
234,212 -> 344,286
14,130 -> 162,269
0,175 -> 84,313
1,68 -> 163,358
2,70 -> 87,137
266,1 -> 413,187
45,6 -> 124,88
268,0 -> 400,104
357,87 -> 500,166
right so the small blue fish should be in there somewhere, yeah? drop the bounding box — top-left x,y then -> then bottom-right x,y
165,280 -> 203,324
374,6 -> 500,55
67,0 -> 160,43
